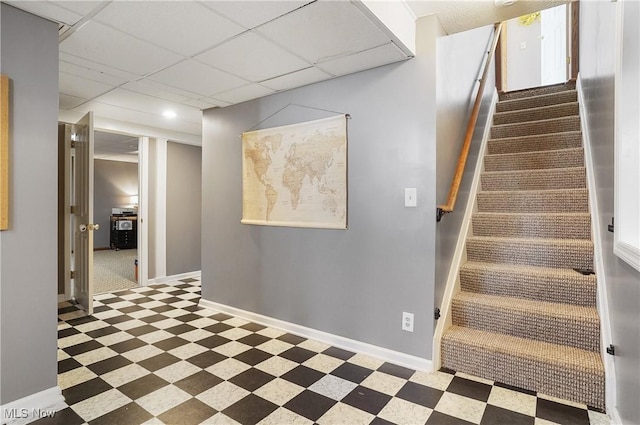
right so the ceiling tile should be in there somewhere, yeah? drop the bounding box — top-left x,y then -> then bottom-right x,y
260,66 -> 331,91
256,1 -> 390,63
60,21 -> 184,76
317,43 -> 409,76
148,59 -> 248,97
59,52 -> 141,82
93,1 -> 245,56
121,82 -> 190,104
59,72 -> 114,100
201,1 -> 312,29
59,93 -> 87,110
59,61 -> 128,86
181,99 -> 222,110
201,97 -> 232,108
53,1 -> 105,15
92,89 -> 202,124
195,32 -> 310,82
5,1 -> 83,25
211,84 -> 275,105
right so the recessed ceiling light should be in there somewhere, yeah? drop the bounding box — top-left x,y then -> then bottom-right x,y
162,110 -> 177,119
494,0 -> 517,6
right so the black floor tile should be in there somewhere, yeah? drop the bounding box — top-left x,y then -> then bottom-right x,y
210,313 -> 233,321
236,333 -> 271,347
536,398 -> 591,425
117,374 -> 170,399
58,358 -> 82,374
99,297 -> 124,304
108,338 -> 147,353
494,381 -> 537,396
240,322 -> 267,332
161,296 -> 184,304
31,407 -> 84,425
281,365 -> 325,387
151,305 -> 176,313
85,326 -> 121,339
277,333 -> 307,345
103,314 -> 134,325
439,367 -> 456,375
342,386 -> 392,415
63,340 -> 104,356
138,353 -> 181,372
89,402 -> 153,425
152,336 -> 189,351
195,335 -> 231,349
58,327 -> 80,339
92,305 -> 111,314
369,417 -> 396,425
377,362 -> 415,380
229,368 -> 276,392
480,404 -> 535,425
58,306 -> 82,315
86,355 -> 132,375
165,323 -> 198,335
284,390 -> 336,421
186,350 -> 227,369
175,370 -> 223,396
173,313 -> 202,323
62,377 -> 113,405
446,376 -> 493,402
322,346 -> 355,361
158,398 -> 217,425
331,362 -> 374,384
396,381 -> 444,408
279,346 -> 316,363
138,313 -> 165,322
125,324 -> 157,337
179,278 -> 198,283
426,411 -> 475,425
117,305 -> 144,314
224,394 -> 278,425
233,348 -> 273,366
202,323 -> 233,334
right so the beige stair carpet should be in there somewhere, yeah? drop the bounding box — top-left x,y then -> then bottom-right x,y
441,81 -> 605,410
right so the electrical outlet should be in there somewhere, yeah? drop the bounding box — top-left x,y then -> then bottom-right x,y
402,312 -> 414,332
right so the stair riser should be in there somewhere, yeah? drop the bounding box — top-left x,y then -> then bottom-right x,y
484,149 -> 584,172
494,103 -> 579,126
460,268 -> 596,307
488,132 -> 583,155
452,301 -> 600,352
496,91 -> 578,112
481,168 -> 586,191
499,83 -> 576,101
441,339 -> 604,409
491,117 -> 581,139
472,215 -> 591,239
466,239 -> 594,269
476,190 -> 589,213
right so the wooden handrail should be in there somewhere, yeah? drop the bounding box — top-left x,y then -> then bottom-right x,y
437,22 -> 503,222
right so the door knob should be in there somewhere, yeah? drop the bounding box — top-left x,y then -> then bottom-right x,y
88,224 -> 100,231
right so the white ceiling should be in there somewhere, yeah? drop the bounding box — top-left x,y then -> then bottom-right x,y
94,130 -> 138,163
5,0 -> 413,142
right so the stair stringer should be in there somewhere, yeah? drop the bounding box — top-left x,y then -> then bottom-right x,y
432,89 -> 498,371
577,75 -> 618,421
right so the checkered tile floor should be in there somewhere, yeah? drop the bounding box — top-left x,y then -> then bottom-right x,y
39,278 -> 610,425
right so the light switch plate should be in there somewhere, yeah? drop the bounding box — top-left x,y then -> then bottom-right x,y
404,188 -> 417,207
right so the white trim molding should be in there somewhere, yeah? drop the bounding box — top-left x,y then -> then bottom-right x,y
432,89 -> 498,372
0,386 -> 66,425
146,270 -> 201,286
199,298 -> 432,372
577,75 -> 618,419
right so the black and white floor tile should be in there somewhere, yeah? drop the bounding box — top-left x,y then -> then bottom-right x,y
41,279 -> 610,425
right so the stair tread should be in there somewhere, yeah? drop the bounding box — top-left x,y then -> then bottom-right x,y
484,147 -> 584,159
454,291 -> 599,321
442,326 -> 604,372
473,212 -> 591,217
491,115 -> 578,129
482,166 -> 585,176
489,130 -> 582,143
478,187 -> 587,195
494,101 -> 579,117
498,90 -> 577,106
468,235 -> 593,245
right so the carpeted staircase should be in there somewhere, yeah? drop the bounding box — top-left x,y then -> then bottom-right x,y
441,82 -> 605,410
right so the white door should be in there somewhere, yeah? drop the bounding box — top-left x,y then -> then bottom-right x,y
71,112 -> 96,314
541,4 -> 567,85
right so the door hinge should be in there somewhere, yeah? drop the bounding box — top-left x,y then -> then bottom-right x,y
606,344 -> 615,356
70,140 -> 77,149
70,270 -> 75,279
70,205 -> 76,214
608,217 -> 614,233
434,308 -> 441,320
567,56 -> 571,64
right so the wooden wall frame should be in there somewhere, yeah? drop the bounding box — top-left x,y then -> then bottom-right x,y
1,74 -> 9,230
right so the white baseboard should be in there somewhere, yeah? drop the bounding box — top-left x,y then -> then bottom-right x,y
577,75 -> 617,416
0,386 -> 66,425
198,298 -> 432,372
146,270 -> 201,286
608,406 -> 623,425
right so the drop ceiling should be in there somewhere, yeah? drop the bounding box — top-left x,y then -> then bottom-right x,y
4,0 -> 413,143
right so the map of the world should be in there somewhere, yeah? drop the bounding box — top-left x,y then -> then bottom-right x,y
241,115 -> 347,229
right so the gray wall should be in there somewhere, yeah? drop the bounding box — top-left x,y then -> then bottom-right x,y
580,1 -> 640,423
506,17 -> 542,91
0,4 -> 59,404
166,142 -> 201,275
94,159 -> 138,249
148,139 -> 158,279
201,17 -> 438,359
435,24 -> 497,310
